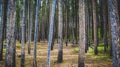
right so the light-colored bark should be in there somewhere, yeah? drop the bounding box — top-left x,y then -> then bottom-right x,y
47,0 -> 57,67
78,0 -> 85,67
5,0 -> 16,67
33,0 -> 41,67
57,0 -> 63,63
21,0 -> 26,67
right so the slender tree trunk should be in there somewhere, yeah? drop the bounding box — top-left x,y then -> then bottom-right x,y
0,0 -> 8,61
102,0 -> 108,52
78,0 -> 85,67
108,4 -> 112,56
28,0 -> 30,54
92,0 -> 98,55
0,0 -> 3,61
57,0 -> 63,63
21,0 -> 26,67
28,0 -> 33,54
47,0 -> 57,67
85,0 -> 89,53
5,0 -> 16,67
65,0 -> 69,46
99,0 -> 104,38
33,0 -> 41,67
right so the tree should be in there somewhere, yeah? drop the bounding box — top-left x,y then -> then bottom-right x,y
109,0 -> 120,66
102,0 -> 108,52
0,0 -> 3,61
5,0 -> 16,67
78,0 -> 86,67
47,0 -> 57,67
57,0 -> 63,63
21,0 -> 26,67
92,0 -> 98,55
33,0 -> 41,66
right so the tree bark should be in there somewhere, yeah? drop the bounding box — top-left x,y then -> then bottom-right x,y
57,0 -> 63,63
47,0 -> 57,67
5,0 -> 16,67
78,0 -> 85,67
92,0 -> 98,55
21,0 -> 26,67
109,0 -> 120,66
33,0 -> 41,67
0,0 -> 3,61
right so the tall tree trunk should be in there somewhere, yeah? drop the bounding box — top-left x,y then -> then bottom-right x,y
27,0 -> 30,54
47,0 -> 57,67
0,0 -> 3,61
28,0 -> 33,54
33,0 -> 41,67
65,0 -> 69,46
0,0 -> 8,61
85,0 -> 89,53
92,0 -> 98,55
21,0 -> 26,67
78,0 -> 85,67
57,0 -> 63,63
5,0 -> 16,67
102,0 -> 108,52
109,0 -> 120,66
99,0 -> 104,38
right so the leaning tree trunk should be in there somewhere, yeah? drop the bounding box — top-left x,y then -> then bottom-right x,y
5,0 -> 16,67
21,0 -> 26,67
33,0 -> 41,67
47,0 -> 57,67
109,0 -> 120,66
57,0 -> 63,63
78,0 -> 86,67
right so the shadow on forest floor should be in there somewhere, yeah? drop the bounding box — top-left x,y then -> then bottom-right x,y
0,42 -> 112,67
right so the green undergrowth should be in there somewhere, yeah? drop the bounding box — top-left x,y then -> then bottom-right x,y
73,43 -> 112,61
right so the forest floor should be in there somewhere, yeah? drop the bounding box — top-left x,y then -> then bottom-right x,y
0,41 -> 112,67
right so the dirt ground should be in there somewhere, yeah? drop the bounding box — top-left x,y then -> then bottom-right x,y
0,41 -> 112,67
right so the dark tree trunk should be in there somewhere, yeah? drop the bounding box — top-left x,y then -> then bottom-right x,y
0,0 -> 8,61
0,0 -> 3,61
109,0 -> 120,66
102,0 -> 108,52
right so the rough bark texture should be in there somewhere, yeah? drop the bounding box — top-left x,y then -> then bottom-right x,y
109,0 -> 120,66
57,0 -> 63,63
5,0 -> 16,67
78,0 -> 85,67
